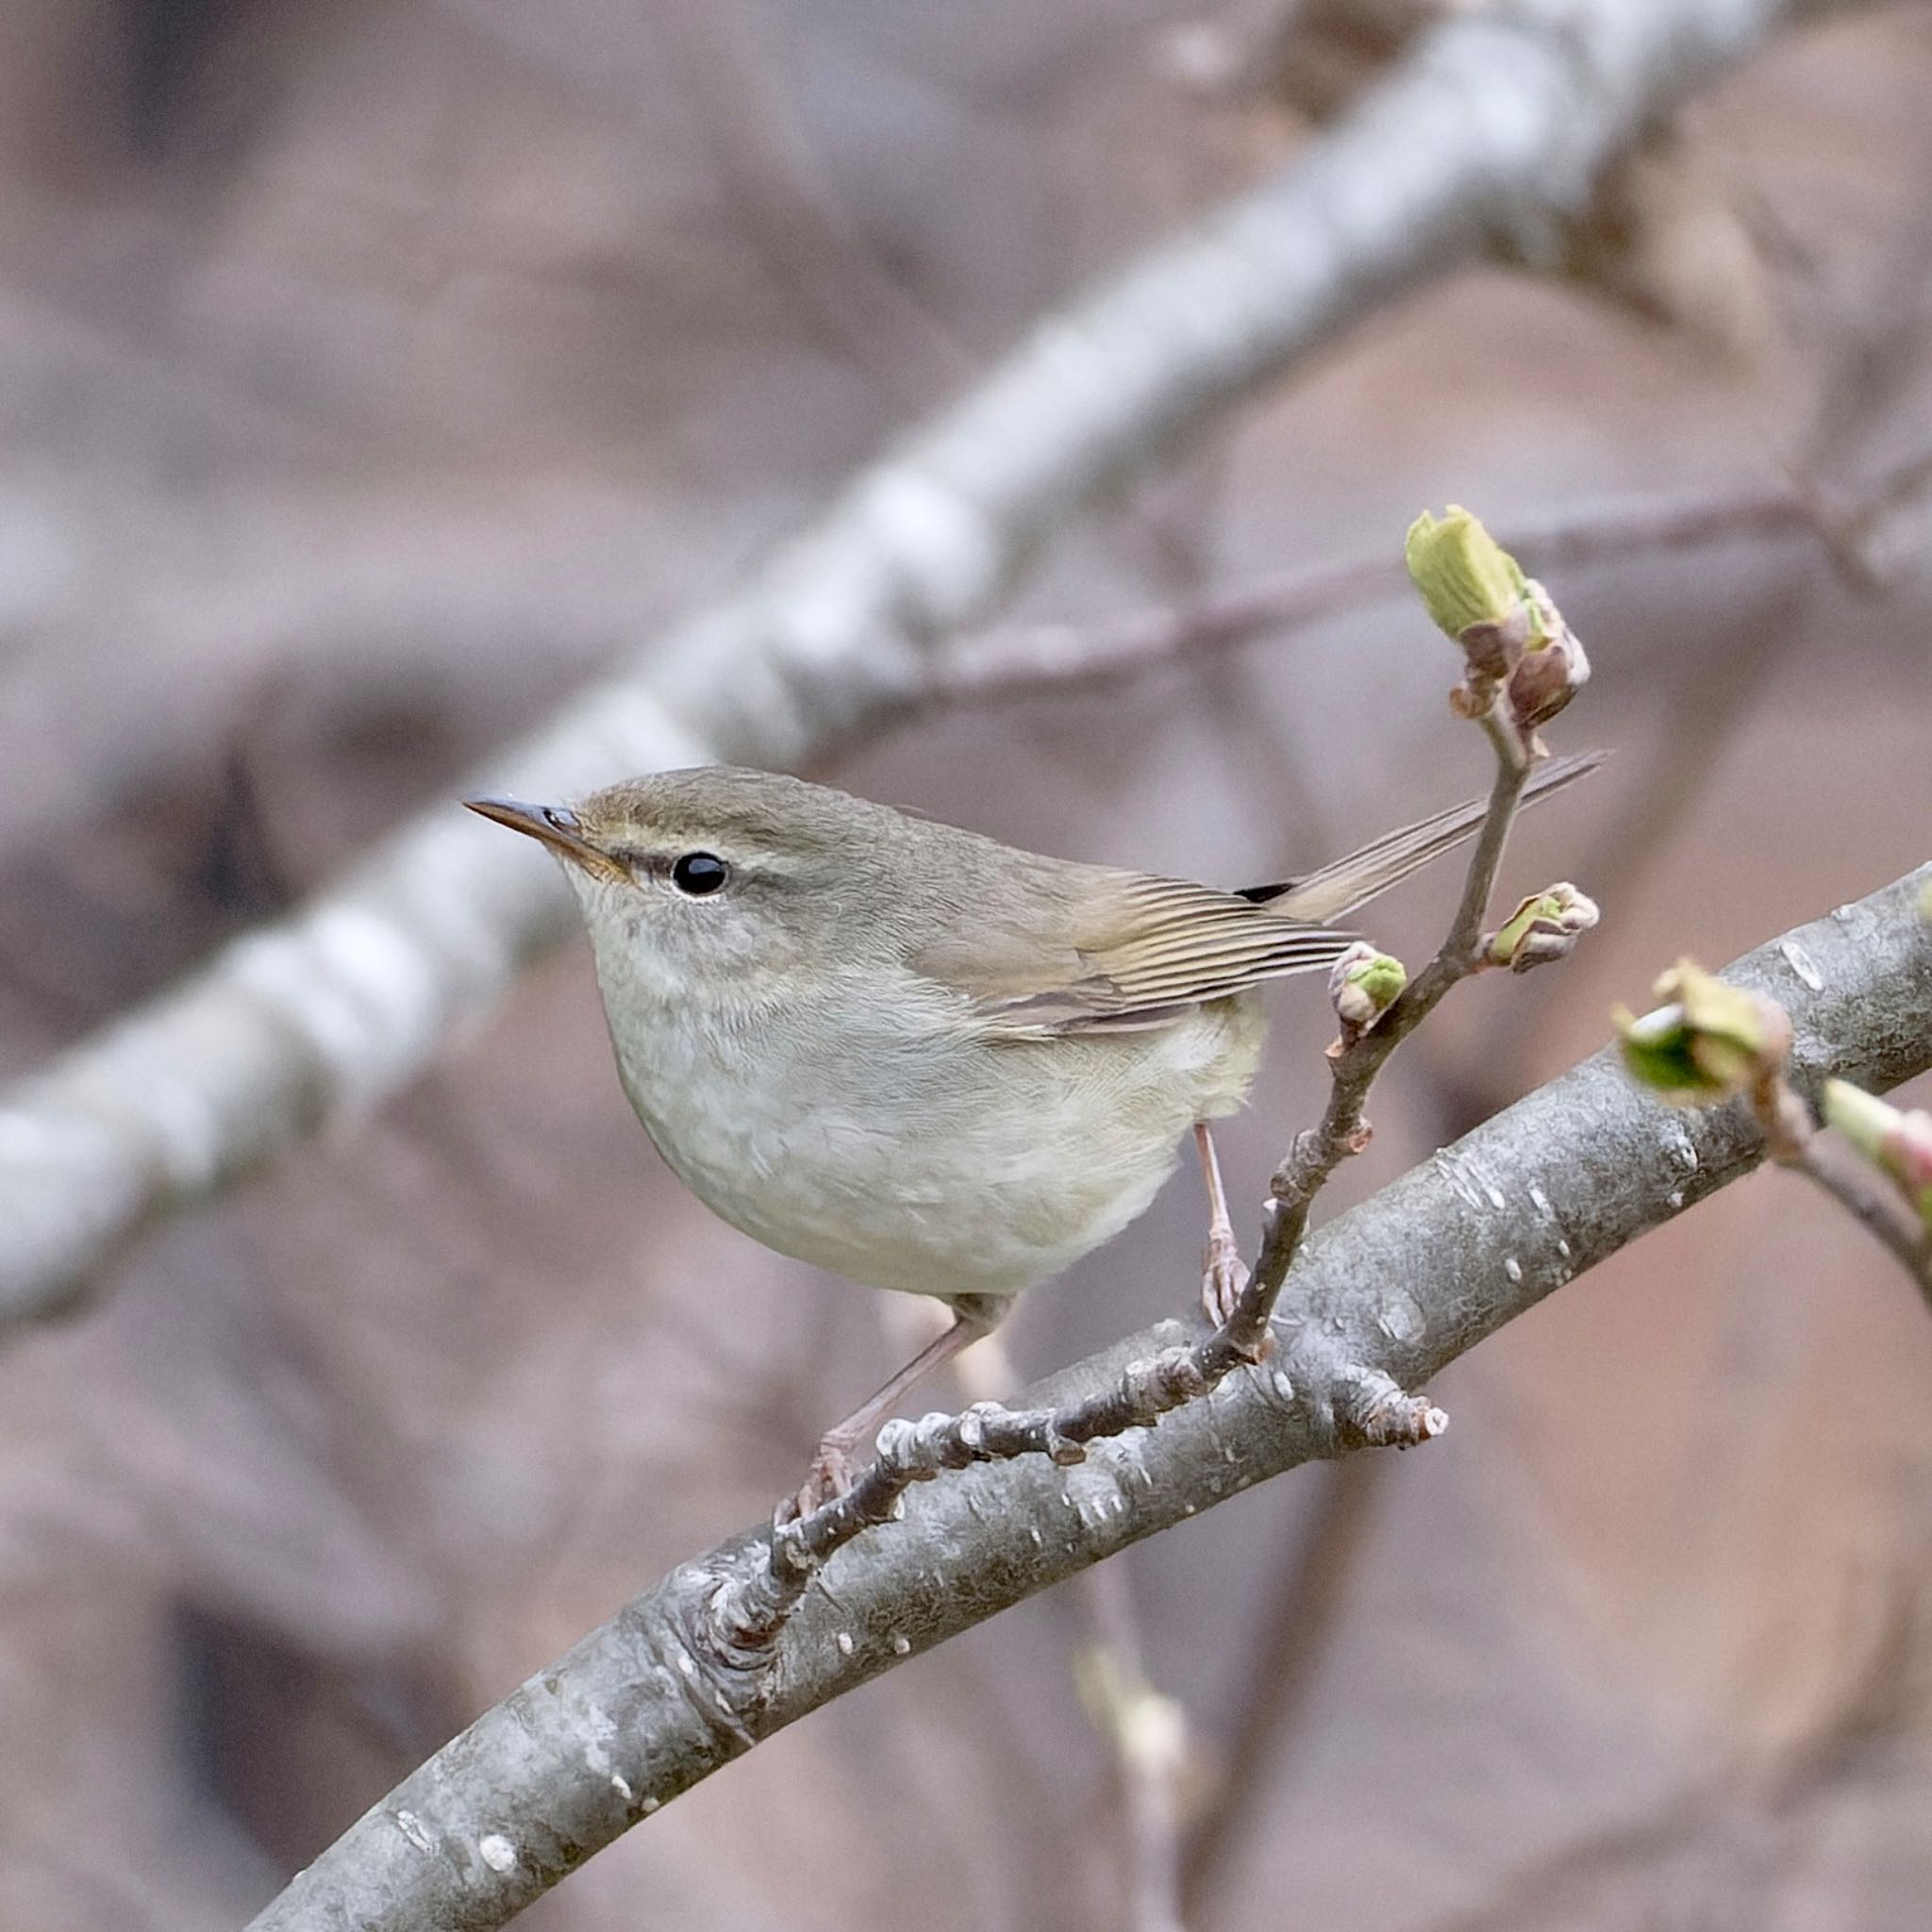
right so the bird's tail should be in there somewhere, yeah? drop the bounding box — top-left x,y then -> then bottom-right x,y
1248,749 -> 1607,924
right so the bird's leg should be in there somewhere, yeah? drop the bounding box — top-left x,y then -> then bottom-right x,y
1194,1121 -> 1252,1328
784,1293 -> 1007,1523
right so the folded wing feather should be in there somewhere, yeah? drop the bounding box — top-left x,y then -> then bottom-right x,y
931,873 -> 1357,1038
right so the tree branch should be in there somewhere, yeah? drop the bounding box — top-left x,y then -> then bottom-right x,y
242,860 -> 1932,1932
922,480 -> 1812,711
0,0 -> 1865,1326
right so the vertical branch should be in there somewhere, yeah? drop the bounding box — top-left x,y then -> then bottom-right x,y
1236,700 -> 1543,1344
1074,1564 -> 1191,1932
1179,1452 -> 1389,1914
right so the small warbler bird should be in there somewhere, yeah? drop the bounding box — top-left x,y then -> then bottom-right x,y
469,756 -> 1593,1511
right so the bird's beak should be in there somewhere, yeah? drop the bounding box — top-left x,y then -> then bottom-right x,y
463,796 -> 626,879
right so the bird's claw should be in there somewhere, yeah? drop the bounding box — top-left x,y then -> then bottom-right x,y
775,1441 -> 858,1527
1200,1231 -> 1251,1329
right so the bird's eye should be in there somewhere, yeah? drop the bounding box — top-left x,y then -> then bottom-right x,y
670,852 -> 731,896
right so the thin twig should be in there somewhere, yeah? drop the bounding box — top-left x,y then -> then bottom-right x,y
1414,599 -> 1800,1138
1787,1141 -> 1932,1301
716,1330 -> 1443,1648
925,483 -> 1808,711
1242,719 -> 1536,1325
1753,1075 -> 1932,1307
923,441 -> 1932,722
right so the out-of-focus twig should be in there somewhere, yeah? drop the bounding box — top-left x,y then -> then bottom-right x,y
1074,1564 -> 1192,1932
924,446 -> 1932,719
649,0 -> 974,405
954,1324 -> 1197,1932
1178,1452 -> 1388,1915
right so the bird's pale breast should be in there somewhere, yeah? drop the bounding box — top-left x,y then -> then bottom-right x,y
608,985 -> 1266,1302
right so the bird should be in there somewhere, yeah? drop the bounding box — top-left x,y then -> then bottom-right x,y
468,754 -> 1595,1513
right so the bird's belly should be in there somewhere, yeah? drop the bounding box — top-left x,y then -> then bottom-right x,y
616,1001 -> 1263,1301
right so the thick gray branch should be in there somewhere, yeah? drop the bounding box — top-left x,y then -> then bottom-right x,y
0,0 -> 1857,1323
244,863 -> 1932,1932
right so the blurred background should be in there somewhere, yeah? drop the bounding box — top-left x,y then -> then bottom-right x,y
3,1 -> 1931,1927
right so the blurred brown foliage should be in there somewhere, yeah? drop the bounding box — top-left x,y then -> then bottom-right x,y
2,3 -> 1931,1928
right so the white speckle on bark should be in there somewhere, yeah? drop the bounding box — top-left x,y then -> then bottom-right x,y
478,1835 -> 518,1874
1504,1257 -> 1524,1283
1374,1291 -> 1424,1343
891,1633 -> 911,1656
835,1631 -> 854,1656
393,1810 -> 435,1854
1780,939 -> 1824,991
1064,1463 -> 1131,1530
1440,1148 -> 1527,1220
610,1774 -> 635,1804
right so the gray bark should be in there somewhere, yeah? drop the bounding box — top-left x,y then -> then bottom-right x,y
0,0 -> 1862,1324
244,861 -> 1932,1932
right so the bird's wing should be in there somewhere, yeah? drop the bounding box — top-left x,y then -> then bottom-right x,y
916,873 -> 1357,1039
917,750 -> 1604,1040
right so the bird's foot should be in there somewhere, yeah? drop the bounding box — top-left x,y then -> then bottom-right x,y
1200,1229 -> 1251,1329
774,1440 -> 859,1528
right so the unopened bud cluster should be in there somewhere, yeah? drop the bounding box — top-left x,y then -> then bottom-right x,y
1406,507 -> 1591,741
1824,1080 -> 1932,1234
1328,941 -> 1407,1038
1486,883 -> 1599,973
1614,959 -> 1791,1105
